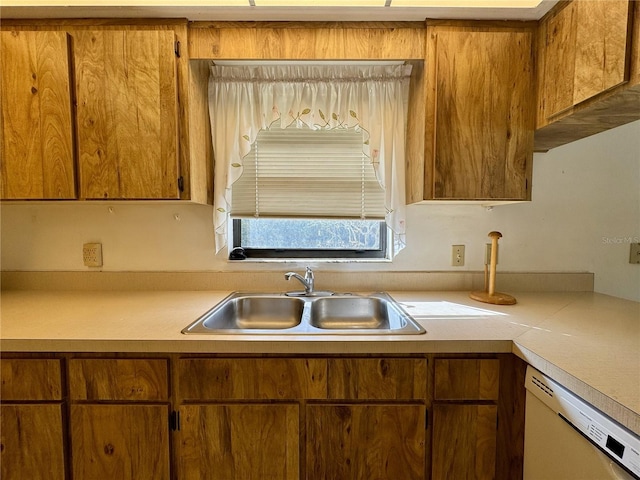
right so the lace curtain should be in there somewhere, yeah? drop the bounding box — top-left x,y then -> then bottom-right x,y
208,64 -> 412,254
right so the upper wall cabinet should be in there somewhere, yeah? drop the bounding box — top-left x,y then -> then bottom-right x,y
537,0 -> 630,124
1,22 -> 212,203
0,31 -> 76,200
416,24 -> 535,202
74,30 -> 180,199
534,0 -> 640,151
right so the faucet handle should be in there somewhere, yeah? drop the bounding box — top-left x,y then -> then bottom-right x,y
305,266 -> 314,280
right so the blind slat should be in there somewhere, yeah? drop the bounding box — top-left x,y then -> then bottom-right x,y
231,122 -> 385,219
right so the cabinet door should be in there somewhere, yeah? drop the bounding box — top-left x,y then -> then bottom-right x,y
0,30 -> 75,199
71,404 -> 170,480
177,404 -> 299,480
432,404 -> 498,480
427,27 -> 534,200
74,30 -> 179,199
306,404 -> 426,480
539,0 -> 631,122
0,404 -> 66,480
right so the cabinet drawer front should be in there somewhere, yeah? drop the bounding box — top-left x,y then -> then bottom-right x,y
434,359 -> 499,401
69,359 -> 169,401
328,358 -> 427,400
1,404 -> 66,480
1,359 -> 62,401
178,358 -> 327,400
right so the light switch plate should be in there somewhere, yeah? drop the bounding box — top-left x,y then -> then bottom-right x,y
452,245 -> 465,266
630,243 -> 640,264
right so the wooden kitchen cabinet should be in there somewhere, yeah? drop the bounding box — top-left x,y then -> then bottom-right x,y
74,29 -> 180,199
0,30 -> 76,199
420,24 -> 535,201
431,358 -> 500,480
68,358 -> 171,480
537,0 -> 632,127
0,359 -> 66,480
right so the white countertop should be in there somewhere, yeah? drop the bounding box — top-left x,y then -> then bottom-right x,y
1,289 -> 638,434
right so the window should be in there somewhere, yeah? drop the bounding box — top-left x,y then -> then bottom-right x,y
230,121 -> 388,259
232,218 -> 387,259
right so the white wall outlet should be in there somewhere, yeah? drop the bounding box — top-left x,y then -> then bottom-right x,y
83,243 -> 103,267
452,245 -> 465,267
630,243 -> 640,264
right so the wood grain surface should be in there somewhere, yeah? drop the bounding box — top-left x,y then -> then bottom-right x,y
177,404 -> 299,480
69,358 -> 169,401
0,404 -> 66,480
188,22 -> 425,60
74,30 -> 179,199
178,358 -> 327,400
1,358 -> 62,400
71,404 -> 170,480
307,404 -> 426,480
328,358 -> 427,400
0,30 -> 75,199
428,26 -> 533,200
434,358 -> 500,401
432,404 -> 497,480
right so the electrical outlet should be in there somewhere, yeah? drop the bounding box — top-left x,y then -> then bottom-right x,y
452,245 -> 465,267
630,243 -> 640,264
485,243 -> 498,265
83,243 -> 103,267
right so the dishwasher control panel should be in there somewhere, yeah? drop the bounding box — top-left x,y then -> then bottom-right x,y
525,367 -> 640,479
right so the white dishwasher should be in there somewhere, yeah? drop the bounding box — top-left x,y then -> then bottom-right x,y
524,366 -> 640,480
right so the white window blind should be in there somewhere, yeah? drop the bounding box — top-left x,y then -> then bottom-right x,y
231,123 -> 385,219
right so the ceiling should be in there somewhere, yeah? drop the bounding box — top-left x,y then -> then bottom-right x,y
1,0 -> 558,22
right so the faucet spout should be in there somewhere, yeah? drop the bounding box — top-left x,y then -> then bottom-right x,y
284,267 -> 315,294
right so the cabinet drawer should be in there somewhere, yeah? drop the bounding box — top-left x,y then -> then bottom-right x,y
1,359 -> 62,401
328,358 -> 427,400
178,358 -> 327,400
434,359 -> 499,401
69,359 -> 169,401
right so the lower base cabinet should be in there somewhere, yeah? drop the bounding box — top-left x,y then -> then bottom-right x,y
306,404 -> 426,480
0,404 -> 66,480
177,404 -> 300,480
0,353 -> 525,480
71,404 -> 171,480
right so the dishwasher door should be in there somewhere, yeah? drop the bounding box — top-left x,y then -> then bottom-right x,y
524,367 -> 640,480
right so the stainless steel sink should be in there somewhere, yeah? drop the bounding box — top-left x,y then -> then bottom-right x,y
182,292 -> 425,335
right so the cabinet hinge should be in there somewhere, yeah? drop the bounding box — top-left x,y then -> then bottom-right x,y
178,176 -> 184,192
175,41 -> 181,58
170,410 -> 181,431
425,410 -> 429,430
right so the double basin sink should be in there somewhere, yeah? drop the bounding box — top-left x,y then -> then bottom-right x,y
182,292 -> 425,335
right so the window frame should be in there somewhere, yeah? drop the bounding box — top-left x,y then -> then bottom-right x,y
231,219 -> 388,260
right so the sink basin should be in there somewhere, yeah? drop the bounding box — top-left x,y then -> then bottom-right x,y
310,297 -> 396,330
182,292 -> 425,335
189,295 -> 304,332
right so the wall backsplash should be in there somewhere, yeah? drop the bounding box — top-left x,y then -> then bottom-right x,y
2,121 -> 639,301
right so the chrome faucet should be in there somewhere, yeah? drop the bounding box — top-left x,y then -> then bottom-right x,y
284,267 -> 315,295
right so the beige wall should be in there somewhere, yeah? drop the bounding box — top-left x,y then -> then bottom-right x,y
2,121 -> 639,301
